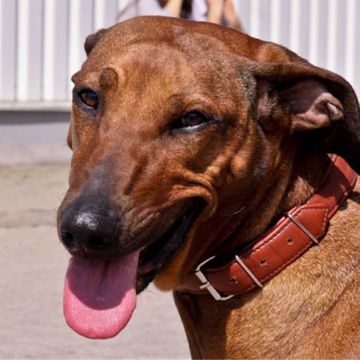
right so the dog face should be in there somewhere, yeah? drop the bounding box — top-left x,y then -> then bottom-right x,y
59,18 -> 265,290
57,17 -> 360,339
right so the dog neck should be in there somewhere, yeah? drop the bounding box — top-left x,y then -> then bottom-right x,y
187,151 -> 332,270
279,151 -> 333,212
236,150 -> 331,243
174,154 -> 360,358
156,150 -> 332,291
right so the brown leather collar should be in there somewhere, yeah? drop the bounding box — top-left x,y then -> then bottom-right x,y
177,155 -> 358,301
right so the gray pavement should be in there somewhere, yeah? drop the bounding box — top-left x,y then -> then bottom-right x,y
0,112 -> 71,165
0,163 -> 190,359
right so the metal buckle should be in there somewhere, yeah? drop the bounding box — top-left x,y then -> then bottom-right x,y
194,256 -> 234,301
286,213 -> 319,245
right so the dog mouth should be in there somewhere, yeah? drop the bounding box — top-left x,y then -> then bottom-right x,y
63,199 -> 202,340
136,201 -> 201,293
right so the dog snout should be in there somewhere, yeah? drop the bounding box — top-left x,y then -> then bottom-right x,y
59,210 -> 120,257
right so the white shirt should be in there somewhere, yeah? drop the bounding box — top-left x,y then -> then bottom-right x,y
117,0 -> 209,22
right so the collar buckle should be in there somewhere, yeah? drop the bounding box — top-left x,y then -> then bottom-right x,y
194,256 -> 234,301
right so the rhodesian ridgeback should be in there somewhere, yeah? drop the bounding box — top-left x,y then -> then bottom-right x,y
57,17 -> 360,358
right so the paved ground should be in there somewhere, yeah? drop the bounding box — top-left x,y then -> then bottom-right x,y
0,113 -> 71,165
0,163 -> 190,359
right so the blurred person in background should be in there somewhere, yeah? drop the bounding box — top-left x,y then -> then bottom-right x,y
117,0 -> 243,31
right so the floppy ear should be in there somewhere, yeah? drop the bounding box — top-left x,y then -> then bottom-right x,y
255,62 -> 360,173
84,29 -> 107,56
67,120 -> 73,150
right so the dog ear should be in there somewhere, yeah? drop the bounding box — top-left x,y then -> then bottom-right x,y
84,29 -> 107,56
255,62 -> 360,173
67,121 -> 73,150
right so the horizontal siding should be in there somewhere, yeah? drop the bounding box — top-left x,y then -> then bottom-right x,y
0,0 -> 359,109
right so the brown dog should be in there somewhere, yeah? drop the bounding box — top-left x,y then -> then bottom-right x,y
57,17 -> 360,358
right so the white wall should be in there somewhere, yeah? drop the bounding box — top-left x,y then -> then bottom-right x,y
235,0 -> 360,95
0,0 -> 359,109
0,0 -> 121,109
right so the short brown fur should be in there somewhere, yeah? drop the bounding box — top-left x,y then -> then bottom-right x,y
59,17 -> 360,358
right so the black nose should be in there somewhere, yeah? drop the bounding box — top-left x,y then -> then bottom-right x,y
60,212 -> 120,256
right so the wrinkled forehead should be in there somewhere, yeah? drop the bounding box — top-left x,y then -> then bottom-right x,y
76,38 -> 241,97
113,42 -> 190,77
73,43 -> 192,95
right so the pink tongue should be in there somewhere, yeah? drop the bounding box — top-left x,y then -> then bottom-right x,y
63,251 -> 139,339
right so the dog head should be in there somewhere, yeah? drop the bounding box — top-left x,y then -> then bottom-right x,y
57,17 -> 360,339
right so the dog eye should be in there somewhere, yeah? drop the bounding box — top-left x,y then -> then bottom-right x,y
77,89 -> 98,109
174,110 -> 211,132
